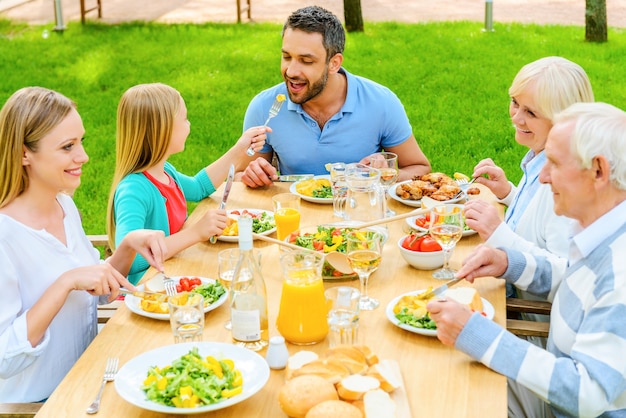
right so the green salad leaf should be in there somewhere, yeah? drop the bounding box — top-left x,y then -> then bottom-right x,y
191,282 -> 226,305
395,308 -> 437,330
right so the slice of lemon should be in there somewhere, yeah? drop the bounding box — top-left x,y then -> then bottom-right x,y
453,172 -> 470,181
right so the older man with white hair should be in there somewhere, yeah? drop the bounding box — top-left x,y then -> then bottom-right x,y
428,102 -> 626,418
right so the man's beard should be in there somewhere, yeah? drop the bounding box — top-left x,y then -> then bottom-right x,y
285,66 -> 329,105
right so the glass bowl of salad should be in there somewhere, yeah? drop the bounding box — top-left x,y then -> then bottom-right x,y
284,222 -> 388,281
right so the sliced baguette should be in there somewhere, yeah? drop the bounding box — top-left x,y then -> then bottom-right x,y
285,351 -> 319,380
143,274 -> 166,293
364,388 -> 396,418
353,345 -> 379,366
446,287 -> 483,312
366,361 -> 402,393
291,359 -> 351,384
336,375 -> 380,401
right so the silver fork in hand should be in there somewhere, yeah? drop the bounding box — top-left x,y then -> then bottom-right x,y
86,357 -> 119,414
159,271 -> 177,296
246,96 -> 286,156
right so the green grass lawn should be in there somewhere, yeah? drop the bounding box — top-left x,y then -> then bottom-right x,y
2,19 -> 626,234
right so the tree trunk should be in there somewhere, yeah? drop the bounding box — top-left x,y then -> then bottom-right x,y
585,0 -> 607,42
344,0 -> 364,32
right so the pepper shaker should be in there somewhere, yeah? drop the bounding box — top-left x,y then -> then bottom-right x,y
266,336 -> 289,370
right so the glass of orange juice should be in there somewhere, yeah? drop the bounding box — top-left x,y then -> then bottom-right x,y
272,193 -> 301,241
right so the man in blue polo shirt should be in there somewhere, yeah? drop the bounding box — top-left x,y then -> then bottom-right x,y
238,5 -> 431,188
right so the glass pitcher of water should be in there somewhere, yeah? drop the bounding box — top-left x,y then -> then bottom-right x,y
344,164 -> 385,222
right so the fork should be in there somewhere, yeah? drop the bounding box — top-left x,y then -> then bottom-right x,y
246,96 -> 286,156
160,271 -> 177,296
86,357 -> 119,414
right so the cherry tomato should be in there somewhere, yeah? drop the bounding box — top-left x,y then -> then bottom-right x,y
190,277 -> 202,286
313,241 -> 325,251
331,228 -> 343,237
414,215 -> 430,229
401,234 -> 424,251
179,277 -> 191,291
420,236 -> 442,252
176,284 -> 183,293
230,210 -> 241,216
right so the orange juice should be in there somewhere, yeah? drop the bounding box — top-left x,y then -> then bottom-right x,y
276,277 -> 328,344
275,207 -> 300,241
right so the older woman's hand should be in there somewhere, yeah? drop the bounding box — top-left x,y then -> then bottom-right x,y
427,298 -> 473,346
455,245 -> 508,283
463,199 -> 503,240
472,158 -> 512,200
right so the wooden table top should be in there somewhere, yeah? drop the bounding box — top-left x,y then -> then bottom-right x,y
35,182 -> 506,418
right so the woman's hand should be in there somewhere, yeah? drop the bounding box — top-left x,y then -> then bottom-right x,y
472,158 -> 511,199
60,264 -> 135,303
121,229 -> 167,272
426,299 -> 472,346
463,199 -> 503,240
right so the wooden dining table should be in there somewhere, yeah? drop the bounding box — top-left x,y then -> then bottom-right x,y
35,181 -> 507,418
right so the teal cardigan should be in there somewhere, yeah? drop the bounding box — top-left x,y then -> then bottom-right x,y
113,162 -> 216,284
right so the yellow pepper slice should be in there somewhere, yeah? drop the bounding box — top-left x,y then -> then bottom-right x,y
222,386 -> 243,398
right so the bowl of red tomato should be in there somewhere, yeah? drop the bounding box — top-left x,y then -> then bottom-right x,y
397,234 -> 444,270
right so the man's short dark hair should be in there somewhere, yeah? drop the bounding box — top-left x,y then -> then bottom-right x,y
283,6 -> 345,62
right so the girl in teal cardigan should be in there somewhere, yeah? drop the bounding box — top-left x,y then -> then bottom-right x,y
107,83 -> 269,284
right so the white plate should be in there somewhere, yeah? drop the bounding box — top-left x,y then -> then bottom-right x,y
114,342 -> 270,415
405,215 -> 477,237
125,276 -> 227,321
389,179 -> 465,208
386,289 -> 494,337
290,175 -> 333,204
217,209 -> 276,242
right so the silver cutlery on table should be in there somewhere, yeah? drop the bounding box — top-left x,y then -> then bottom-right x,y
275,174 -> 314,182
246,95 -> 286,156
86,357 -> 119,414
418,277 -> 464,300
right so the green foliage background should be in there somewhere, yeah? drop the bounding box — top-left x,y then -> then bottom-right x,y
2,20 -> 626,233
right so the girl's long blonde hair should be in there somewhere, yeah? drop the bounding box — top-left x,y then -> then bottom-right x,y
0,87 -> 75,208
106,83 -> 181,248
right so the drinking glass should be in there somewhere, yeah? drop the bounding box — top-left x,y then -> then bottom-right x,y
429,204 -> 464,279
368,152 -> 399,217
168,292 -> 205,343
328,162 -> 348,219
325,286 -> 360,347
346,230 -> 382,310
272,193 -> 301,241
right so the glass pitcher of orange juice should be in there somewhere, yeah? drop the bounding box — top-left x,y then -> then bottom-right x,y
276,251 -> 328,345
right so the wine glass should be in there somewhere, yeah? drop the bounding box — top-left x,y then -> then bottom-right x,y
346,230 -> 383,310
429,204 -> 464,279
218,248 -> 240,330
369,152 -> 398,217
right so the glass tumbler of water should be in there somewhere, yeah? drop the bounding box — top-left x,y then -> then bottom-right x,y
168,292 -> 205,343
325,286 -> 360,347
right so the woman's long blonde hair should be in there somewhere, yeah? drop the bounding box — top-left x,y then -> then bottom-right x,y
0,87 -> 75,208
106,83 -> 181,248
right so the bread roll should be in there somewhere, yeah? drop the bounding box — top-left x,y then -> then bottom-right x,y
364,389 -> 396,418
446,287 -> 483,312
336,375 -> 380,401
325,345 -> 368,374
353,345 -> 379,366
366,361 -> 402,392
305,400 -> 363,418
143,274 -> 166,293
279,375 -> 338,418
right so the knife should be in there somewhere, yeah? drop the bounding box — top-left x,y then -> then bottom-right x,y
276,174 -> 315,182
418,277 -> 464,300
209,164 -> 235,243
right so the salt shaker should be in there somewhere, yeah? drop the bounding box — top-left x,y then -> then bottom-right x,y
265,336 -> 289,370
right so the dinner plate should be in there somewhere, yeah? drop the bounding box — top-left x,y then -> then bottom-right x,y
386,289 -> 494,337
125,276 -> 228,320
389,180 -> 466,208
217,209 -> 276,242
289,175 -> 333,204
405,215 -> 477,237
114,342 -> 270,415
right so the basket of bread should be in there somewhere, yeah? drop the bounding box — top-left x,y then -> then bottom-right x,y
278,345 -> 406,418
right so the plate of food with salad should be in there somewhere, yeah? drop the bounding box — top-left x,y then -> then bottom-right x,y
289,175 -> 333,204
285,222 -> 388,280
406,212 -> 477,237
218,209 -> 276,242
386,287 -> 494,337
125,276 -> 227,320
114,342 -> 270,414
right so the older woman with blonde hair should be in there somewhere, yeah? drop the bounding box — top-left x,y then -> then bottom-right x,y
463,57 -> 594,344
0,87 -> 166,402
107,83 -> 269,284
